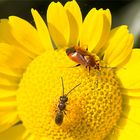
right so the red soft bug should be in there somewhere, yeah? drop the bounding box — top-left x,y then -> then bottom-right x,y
66,46 -> 100,71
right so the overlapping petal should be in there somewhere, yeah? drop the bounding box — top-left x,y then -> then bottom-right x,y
116,118 -> 140,139
0,43 -> 32,77
0,93 -> 16,109
0,101 -> 16,111
117,49 -> 140,89
0,18 -> 42,90
31,9 -> 53,52
80,8 -> 111,53
0,111 -> 19,132
22,131 -> 36,140
106,117 -> 140,140
122,90 -> 140,125
122,105 -> 140,124
64,0 -> 82,46
47,2 -> 70,48
0,125 -> 25,140
0,66 -> 21,79
123,95 -> 140,107
104,26 -> 134,68
0,19 -> 17,45
8,16 -> 45,56
0,89 -> 19,132
104,9 -> 112,27
121,89 -> 140,97
107,126 -> 139,140
0,19 -> 36,59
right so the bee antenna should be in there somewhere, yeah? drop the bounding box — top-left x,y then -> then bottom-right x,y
66,83 -> 81,97
61,77 -> 64,96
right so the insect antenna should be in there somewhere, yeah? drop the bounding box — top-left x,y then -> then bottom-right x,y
65,83 -> 81,97
61,77 -> 65,96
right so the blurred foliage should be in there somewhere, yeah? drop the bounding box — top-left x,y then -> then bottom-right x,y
0,0 -> 139,47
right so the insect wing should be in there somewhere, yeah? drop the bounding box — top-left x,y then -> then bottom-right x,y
69,51 -> 88,66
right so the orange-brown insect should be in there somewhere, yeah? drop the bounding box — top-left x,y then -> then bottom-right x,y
66,46 -> 100,71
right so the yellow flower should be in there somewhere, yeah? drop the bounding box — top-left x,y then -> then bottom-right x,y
0,0 -> 139,140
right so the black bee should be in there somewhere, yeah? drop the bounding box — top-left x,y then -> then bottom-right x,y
55,77 -> 81,125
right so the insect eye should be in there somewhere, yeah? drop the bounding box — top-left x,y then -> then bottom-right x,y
66,47 -> 76,55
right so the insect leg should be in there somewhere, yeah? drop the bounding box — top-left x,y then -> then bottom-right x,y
94,70 -> 101,89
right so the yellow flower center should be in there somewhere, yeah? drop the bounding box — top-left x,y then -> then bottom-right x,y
17,49 -> 122,140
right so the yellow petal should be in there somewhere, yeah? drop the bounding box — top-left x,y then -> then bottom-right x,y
40,137 -> 48,140
0,90 -> 16,111
0,67 -> 21,90
0,111 -> 19,132
0,124 -> 25,140
0,67 -> 18,89
122,105 -> 140,124
117,49 -> 140,89
0,43 -> 32,70
0,66 -> 21,78
8,16 -> 45,55
64,0 -> 82,46
104,26 -> 134,67
0,73 -> 18,88
80,8 -> 111,53
121,89 -> 140,97
0,90 -> 16,100
31,9 -> 53,52
0,19 -> 17,45
47,2 -> 70,48
0,19 -> 36,58
0,101 -> 17,111
104,9 -> 112,27
0,85 -> 17,90
106,126 -> 138,140
0,43 -> 32,84
116,117 -> 140,138
123,94 -> 140,107
22,131 -> 50,140
93,9 -> 111,54
26,135 -> 35,140
22,131 -> 36,140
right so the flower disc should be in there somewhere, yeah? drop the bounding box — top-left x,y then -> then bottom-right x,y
17,49 -> 122,140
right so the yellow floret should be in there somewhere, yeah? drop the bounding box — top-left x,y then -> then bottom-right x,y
17,49 -> 122,140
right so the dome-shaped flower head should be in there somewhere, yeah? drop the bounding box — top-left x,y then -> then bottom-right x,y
0,0 -> 140,140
